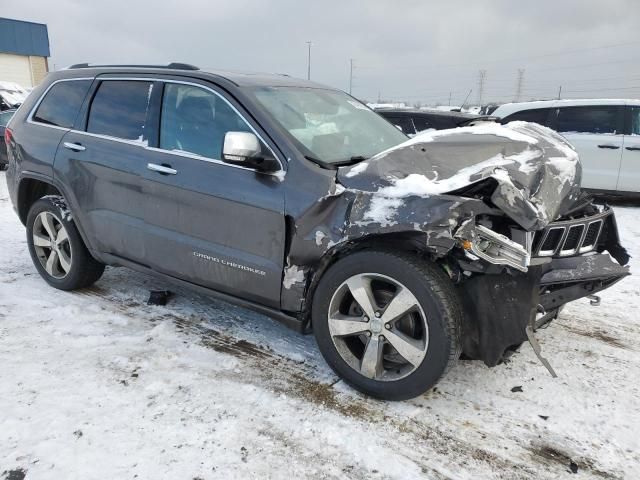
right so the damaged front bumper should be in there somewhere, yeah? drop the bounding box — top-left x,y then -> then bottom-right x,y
538,253 -> 629,318
456,204 -> 630,367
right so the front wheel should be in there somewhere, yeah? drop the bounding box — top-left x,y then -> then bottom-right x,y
312,250 -> 461,400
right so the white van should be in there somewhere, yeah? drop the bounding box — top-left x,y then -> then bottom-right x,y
492,99 -> 640,194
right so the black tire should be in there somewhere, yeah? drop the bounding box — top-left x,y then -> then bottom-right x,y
312,250 -> 461,401
26,196 -> 105,290
0,163 -> 8,171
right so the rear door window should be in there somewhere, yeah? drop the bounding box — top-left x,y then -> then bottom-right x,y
384,115 -> 415,135
501,108 -> 552,126
32,80 -> 92,128
626,106 -> 640,135
555,106 -> 623,134
87,80 -> 153,141
412,116 -> 434,132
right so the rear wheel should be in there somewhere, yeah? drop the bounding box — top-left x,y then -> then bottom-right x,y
26,196 -> 105,290
312,250 -> 461,400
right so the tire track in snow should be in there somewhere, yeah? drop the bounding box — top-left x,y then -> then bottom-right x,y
72,281 -> 616,479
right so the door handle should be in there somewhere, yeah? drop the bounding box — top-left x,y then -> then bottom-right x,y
625,146 -> 640,151
597,144 -> 620,149
147,163 -> 177,175
63,142 -> 86,152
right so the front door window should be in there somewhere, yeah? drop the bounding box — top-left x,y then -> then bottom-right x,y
159,83 -> 252,160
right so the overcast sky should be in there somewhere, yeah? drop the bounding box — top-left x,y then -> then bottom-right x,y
4,0 -> 640,106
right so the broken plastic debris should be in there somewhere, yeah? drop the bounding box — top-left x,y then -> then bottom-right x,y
147,290 -> 172,306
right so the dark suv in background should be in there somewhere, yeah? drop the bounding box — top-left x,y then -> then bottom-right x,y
375,107 -> 495,136
4,64 -> 629,400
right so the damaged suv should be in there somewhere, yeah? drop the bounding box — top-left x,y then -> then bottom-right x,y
5,64 -> 630,400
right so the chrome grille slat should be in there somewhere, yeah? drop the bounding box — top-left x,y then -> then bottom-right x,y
579,220 -> 603,253
533,211 -> 609,258
559,224 -> 585,256
538,227 -> 565,256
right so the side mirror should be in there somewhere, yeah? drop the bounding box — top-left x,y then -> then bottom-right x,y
222,131 -> 279,173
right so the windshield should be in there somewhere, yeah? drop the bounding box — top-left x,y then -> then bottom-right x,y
248,86 -> 407,164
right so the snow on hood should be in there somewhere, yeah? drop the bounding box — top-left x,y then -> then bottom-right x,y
0,81 -> 30,108
338,121 -> 581,231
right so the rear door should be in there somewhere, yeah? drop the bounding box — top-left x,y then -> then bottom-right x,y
618,105 -> 640,193
54,78 -> 155,262
141,79 -> 286,307
552,105 -> 624,190
23,79 -> 93,179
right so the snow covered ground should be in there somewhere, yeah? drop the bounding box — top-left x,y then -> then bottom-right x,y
1,172 -> 638,479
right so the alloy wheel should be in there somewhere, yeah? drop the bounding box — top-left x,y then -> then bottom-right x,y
32,211 -> 72,279
327,273 -> 429,381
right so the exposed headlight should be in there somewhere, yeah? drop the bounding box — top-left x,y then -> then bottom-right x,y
459,224 -> 531,272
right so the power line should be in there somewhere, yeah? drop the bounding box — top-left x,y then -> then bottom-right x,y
462,40 -> 640,68
527,57 -> 640,73
355,40 -> 640,72
363,81 -> 640,99
550,85 -> 640,93
366,83 -> 640,106
477,74 -> 640,90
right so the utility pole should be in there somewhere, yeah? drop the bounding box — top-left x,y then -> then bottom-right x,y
448,91 -> 452,106
477,70 -> 487,106
557,85 -> 562,100
514,68 -> 525,102
349,58 -> 354,95
306,41 -> 312,80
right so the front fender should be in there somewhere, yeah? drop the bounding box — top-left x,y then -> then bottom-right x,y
280,181 -> 492,312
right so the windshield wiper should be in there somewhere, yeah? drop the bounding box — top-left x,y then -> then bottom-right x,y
332,156 -> 369,167
304,154 -> 323,163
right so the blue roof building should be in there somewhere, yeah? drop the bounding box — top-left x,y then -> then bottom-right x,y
0,17 -> 50,87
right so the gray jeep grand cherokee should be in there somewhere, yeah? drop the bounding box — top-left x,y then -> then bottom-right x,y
4,63 -> 630,400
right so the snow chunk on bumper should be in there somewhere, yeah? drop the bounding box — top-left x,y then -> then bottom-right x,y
339,121 -> 581,230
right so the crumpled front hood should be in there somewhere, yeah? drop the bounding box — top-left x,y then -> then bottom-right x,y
337,121 -> 582,231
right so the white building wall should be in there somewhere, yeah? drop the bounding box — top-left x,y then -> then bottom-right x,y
0,52 -> 39,88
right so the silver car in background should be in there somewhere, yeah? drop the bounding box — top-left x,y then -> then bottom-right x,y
493,99 -> 640,196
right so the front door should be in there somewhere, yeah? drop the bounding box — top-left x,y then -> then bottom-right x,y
142,81 -> 286,307
618,105 -> 640,193
554,105 -> 624,191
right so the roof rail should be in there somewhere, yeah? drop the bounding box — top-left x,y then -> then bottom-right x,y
68,62 -> 200,70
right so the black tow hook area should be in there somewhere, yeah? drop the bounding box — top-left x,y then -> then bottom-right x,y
587,294 -> 601,306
